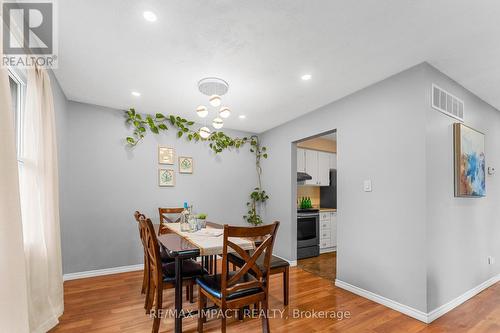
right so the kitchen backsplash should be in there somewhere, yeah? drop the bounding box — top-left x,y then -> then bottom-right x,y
297,186 -> 320,208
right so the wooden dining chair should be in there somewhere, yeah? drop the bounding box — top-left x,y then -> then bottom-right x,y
196,221 -> 280,333
141,216 -> 206,333
134,211 -> 150,297
228,251 -> 289,306
158,207 -> 184,235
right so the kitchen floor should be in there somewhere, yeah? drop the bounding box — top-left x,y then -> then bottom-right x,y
297,252 -> 336,280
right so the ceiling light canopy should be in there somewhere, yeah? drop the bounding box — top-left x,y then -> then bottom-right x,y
196,105 -> 208,118
238,115 -> 246,119
143,11 -> 157,22
219,107 -> 231,119
131,91 -> 141,97
301,74 -> 312,81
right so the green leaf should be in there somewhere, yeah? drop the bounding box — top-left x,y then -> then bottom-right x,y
139,127 -> 146,133
155,113 -> 165,119
177,131 -> 183,138
182,127 -> 188,132
169,115 -> 176,125
151,126 -> 159,134
126,137 -> 135,144
187,121 -> 194,126
263,153 -> 268,158
158,124 -> 168,130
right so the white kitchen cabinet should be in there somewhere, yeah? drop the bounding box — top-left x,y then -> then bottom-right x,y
330,212 -> 337,247
297,148 -> 306,172
318,152 -> 331,186
304,149 -> 318,185
302,149 -> 331,186
320,211 -> 337,253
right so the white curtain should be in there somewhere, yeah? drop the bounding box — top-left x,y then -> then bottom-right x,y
19,68 -> 64,332
0,67 -> 30,332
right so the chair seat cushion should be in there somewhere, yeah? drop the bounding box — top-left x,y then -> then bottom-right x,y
227,251 -> 289,273
196,272 -> 263,300
162,259 -> 205,282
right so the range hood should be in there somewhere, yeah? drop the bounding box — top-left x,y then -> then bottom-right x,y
297,172 -> 312,182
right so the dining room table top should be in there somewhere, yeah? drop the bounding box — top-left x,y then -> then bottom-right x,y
153,221 -> 256,258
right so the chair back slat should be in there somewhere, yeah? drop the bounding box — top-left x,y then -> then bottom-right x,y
158,207 -> 184,234
141,217 -> 163,290
221,222 -> 280,300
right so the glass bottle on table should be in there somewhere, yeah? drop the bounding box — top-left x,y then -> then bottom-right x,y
180,202 -> 190,232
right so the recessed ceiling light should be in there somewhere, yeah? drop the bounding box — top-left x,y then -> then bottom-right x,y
143,11 -> 157,22
238,115 -> 246,119
301,74 -> 312,81
131,91 -> 141,97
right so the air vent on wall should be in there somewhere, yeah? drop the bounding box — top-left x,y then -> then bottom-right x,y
432,84 -> 464,121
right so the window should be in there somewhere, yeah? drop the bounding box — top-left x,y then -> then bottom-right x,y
8,69 -> 25,160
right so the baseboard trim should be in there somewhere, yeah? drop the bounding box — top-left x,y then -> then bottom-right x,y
336,274 -> 500,323
273,254 -> 297,267
427,273 -> 500,322
335,279 -> 428,323
63,264 -> 143,281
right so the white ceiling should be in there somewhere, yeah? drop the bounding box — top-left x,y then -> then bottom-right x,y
54,0 -> 500,133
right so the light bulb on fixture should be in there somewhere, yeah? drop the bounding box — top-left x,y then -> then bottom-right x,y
196,105 -> 208,118
212,117 -> 224,129
199,126 -> 211,139
209,95 -> 222,107
219,106 -> 231,119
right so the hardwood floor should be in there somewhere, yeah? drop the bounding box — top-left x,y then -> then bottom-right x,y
50,267 -> 500,333
298,252 -> 337,280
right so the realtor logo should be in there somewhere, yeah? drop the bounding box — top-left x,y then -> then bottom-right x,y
2,1 -> 57,68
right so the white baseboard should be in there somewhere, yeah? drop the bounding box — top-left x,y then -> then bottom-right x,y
63,264 -> 143,281
335,279 -> 428,323
427,273 -> 500,322
336,274 -> 500,323
272,254 -> 297,267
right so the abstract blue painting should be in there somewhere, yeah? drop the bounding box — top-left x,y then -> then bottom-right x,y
454,123 -> 486,197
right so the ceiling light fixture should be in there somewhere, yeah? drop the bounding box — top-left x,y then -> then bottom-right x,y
301,74 -> 312,81
212,117 -> 224,129
199,126 -> 211,139
219,107 -> 231,119
238,115 -> 246,119
196,77 -> 233,130
196,105 -> 208,118
131,91 -> 141,97
143,11 -> 157,22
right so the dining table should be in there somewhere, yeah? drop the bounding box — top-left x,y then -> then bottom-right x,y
153,221 -> 255,333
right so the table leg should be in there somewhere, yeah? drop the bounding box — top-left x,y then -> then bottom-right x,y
174,257 -> 183,333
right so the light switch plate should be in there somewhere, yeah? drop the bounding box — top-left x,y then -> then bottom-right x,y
363,180 -> 372,192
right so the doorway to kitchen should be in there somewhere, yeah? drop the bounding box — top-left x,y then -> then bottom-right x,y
294,130 -> 337,281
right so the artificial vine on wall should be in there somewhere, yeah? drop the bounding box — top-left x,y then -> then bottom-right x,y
124,108 -> 268,226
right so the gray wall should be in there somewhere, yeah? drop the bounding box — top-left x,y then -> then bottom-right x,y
423,64 -> 500,312
60,101 -> 257,274
260,64 -> 428,312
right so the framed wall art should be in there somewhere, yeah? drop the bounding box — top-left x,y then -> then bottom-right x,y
454,123 -> 486,197
159,168 -> 175,187
158,146 -> 174,165
179,156 -> 193,174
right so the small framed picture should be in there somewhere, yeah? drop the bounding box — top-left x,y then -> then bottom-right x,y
159,168 -> 175,187
158,146 -> 174,165
179,156 -> 193,174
